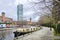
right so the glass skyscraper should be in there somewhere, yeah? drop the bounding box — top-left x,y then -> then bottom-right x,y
17,4 -> 23,21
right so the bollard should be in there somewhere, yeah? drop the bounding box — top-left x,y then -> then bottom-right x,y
31,28 -> 32,33
23,29 -> 24,37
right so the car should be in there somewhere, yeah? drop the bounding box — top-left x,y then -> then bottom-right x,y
0,24 -> 6,28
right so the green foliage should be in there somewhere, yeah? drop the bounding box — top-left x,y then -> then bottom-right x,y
53,23 -> 60,36
57,23 -> 60,33
41,23 -> 54,28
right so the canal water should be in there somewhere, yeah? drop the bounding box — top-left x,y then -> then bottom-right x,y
0,29 -> 14,40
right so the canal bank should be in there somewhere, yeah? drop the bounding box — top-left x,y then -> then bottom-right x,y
0,27 -> 40,40
14,27 -> 60,40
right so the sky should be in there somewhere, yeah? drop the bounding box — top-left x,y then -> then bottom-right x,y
0,0 -> 17,20
0,0 -> 52,22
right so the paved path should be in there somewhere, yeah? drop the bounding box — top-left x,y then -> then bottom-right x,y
15,27 -> 54,40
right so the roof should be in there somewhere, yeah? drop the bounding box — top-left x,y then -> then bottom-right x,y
5,17 -> 13,20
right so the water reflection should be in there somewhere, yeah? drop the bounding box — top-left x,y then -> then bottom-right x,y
0,29 -> 14,40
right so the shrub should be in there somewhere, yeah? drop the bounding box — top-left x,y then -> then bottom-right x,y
57,23 -> 60,33
41,23 -> 54,28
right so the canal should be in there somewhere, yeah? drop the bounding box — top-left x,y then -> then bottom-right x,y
0,27 -> 60,40
0,28 -> 14,40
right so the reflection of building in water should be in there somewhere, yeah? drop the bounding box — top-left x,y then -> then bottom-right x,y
0,12 -> 13,23
0,30 -> 14,40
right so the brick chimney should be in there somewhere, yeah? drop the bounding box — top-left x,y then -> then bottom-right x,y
30,18 -> 32,23
29,18 -> 32,24
2,12 -> 5,22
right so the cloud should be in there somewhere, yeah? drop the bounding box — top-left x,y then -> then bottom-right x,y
32,16 -> 40,22
15,0 -> 28,4
23,11 -> 34,18
0,0 -> 52,22
0,0 -> 17,20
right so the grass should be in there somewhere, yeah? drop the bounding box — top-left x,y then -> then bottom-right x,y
54,30 -> 60,36
54,33 -> 60,36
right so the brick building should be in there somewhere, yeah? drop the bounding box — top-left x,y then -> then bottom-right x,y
0,12 -> 13,23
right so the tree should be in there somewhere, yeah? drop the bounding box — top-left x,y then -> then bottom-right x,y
28,0 -> 59,28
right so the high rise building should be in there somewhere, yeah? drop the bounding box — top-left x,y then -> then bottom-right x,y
17,4 -> 23,21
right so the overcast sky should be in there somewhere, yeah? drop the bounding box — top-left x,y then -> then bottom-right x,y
0,0 -> 52,22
